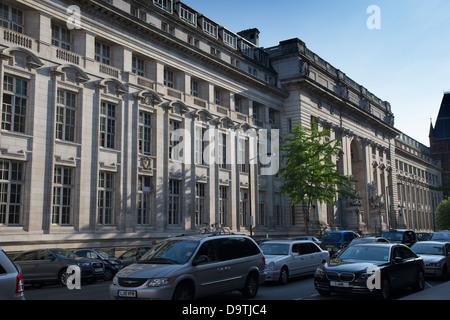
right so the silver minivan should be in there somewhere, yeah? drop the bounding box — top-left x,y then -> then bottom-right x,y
0,247 -> 25,300
110,234 -> 266,300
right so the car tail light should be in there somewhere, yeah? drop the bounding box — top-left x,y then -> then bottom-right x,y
262,256 -> 265,266
15,273 -> 24,296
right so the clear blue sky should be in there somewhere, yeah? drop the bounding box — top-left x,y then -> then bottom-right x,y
183,0 -> 450,147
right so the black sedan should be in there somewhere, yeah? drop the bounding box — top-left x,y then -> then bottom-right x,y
314,243 -> 425,299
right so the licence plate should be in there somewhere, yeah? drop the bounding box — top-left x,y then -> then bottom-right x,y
118,290 -> 137,298
330,281 -> 350,288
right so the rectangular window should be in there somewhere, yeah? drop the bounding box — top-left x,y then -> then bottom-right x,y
168,180 -> 180,225
240,189 -> 248,227
202,19 -> 217,38
214,89 -> 221,105
259,191 -> 265,226
56,90 -> 76,142
195,183 -> 205,225
2,75 -> 27,133
238,138 -> 248,173
100,101 -> 116,149
164,69 -> 174,88
51,23 -> 72,51
139,111 -> 152,155
132,56 -> 145,76
179,6 -> 196,26
223,30 -> 236,49
52,166 -> 74,225
0,4 -> 23,33
274,193 -> 281,226
153,0 -> 172,13
169,120 -> 181,161
219,186 -> 228,226
191,79 -> 199,97
235,97 -> 241,113
219,132 -> 227,169
137,176 -> 151,225
194,126 -> 206,165
0,160 -> 24,225
95,41 -> 111,65
98,171 -> 114,225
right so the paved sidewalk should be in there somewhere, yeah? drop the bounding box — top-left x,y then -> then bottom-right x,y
400,281 -> 450,300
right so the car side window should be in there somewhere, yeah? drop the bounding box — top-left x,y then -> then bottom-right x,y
393,246 -> 414,260
16,251 -> 36,261
195,240 -> 218,264
298,243 -> 311,255
307,243 -> 321,253
291,244 -> 300,254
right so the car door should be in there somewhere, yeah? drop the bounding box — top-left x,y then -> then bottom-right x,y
35,250 -> 60,281
297,243 -> 314,274
390,246 -> 416,289
306,242 -> 324,273
14,251 -> 38,282
192,239 -> 228,297
445,244 -> 450,275
289,243 -> 303,276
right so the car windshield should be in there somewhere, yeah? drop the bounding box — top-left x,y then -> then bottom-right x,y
51,249 -> 79,259
139,240 -> 199,264
432,233 -> 450,241
411,243 -> 444,256
260,243 -> 290,255
95,249 -> 114,259
337,245 -> 390,262
322,233 -> 341,242
382,232 -> 402,242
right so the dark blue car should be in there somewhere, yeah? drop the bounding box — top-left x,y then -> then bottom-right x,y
320,230 -> 360,256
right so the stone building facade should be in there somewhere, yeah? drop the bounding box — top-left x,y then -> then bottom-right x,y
0,0 -> 442,251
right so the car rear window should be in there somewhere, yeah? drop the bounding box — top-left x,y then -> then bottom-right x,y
322,233 -> 341,242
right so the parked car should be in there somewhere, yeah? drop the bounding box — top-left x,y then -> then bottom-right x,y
381,229 -> 417,247
320,230 -> 360,256
0,247 -> 24,300
335,236 -> 389,256
74,248 -> 123,281
416,232 -> 433,241
110,234 -> 266,300
411,241 -> 450,280
12,249 -> 104,286
431,230 -> 450,242
260,240 -> 328,284
291,236 -> 321,247
314,243 -> 425,299
118,247 -> 153,267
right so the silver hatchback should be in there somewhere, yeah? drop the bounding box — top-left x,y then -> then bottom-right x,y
0,247 -> 25,300
110,234 -> 266,300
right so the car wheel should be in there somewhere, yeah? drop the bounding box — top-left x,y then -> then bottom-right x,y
279,266 -> 289,285
58,268 -> 69,286
379,278 -> 391,300
241,273 -> 259,298
412,270 -> 425,292
103,268 -> 114,281
172,281 -> 195,300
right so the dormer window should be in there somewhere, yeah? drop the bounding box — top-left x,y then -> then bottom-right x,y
222,30 -> 237,49
179,5 -> 196,27
201,17 -> 218,39
153,0 -> 172,14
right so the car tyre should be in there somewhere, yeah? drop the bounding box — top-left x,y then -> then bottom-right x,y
241,273 -> 259,298
58,268 -> 69,286
412,270 -> 425,292
103,268 -> 114,281
279,266 -> 289,285
173,281 -> 195,300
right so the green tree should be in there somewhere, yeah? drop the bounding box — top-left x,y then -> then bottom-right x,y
279,120 -> 357,235
435,199 -> 450,230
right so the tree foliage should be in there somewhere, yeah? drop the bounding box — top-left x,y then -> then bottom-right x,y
435,199 -> 450,230
279,120 -> 357,235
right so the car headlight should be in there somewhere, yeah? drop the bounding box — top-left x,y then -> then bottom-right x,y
426,262 -> 440,267
315,267 -> 326,278
266,262 -> 275,270
112,276 -> 117,286
77,262 -> 91,267
148,278 -> 169,287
